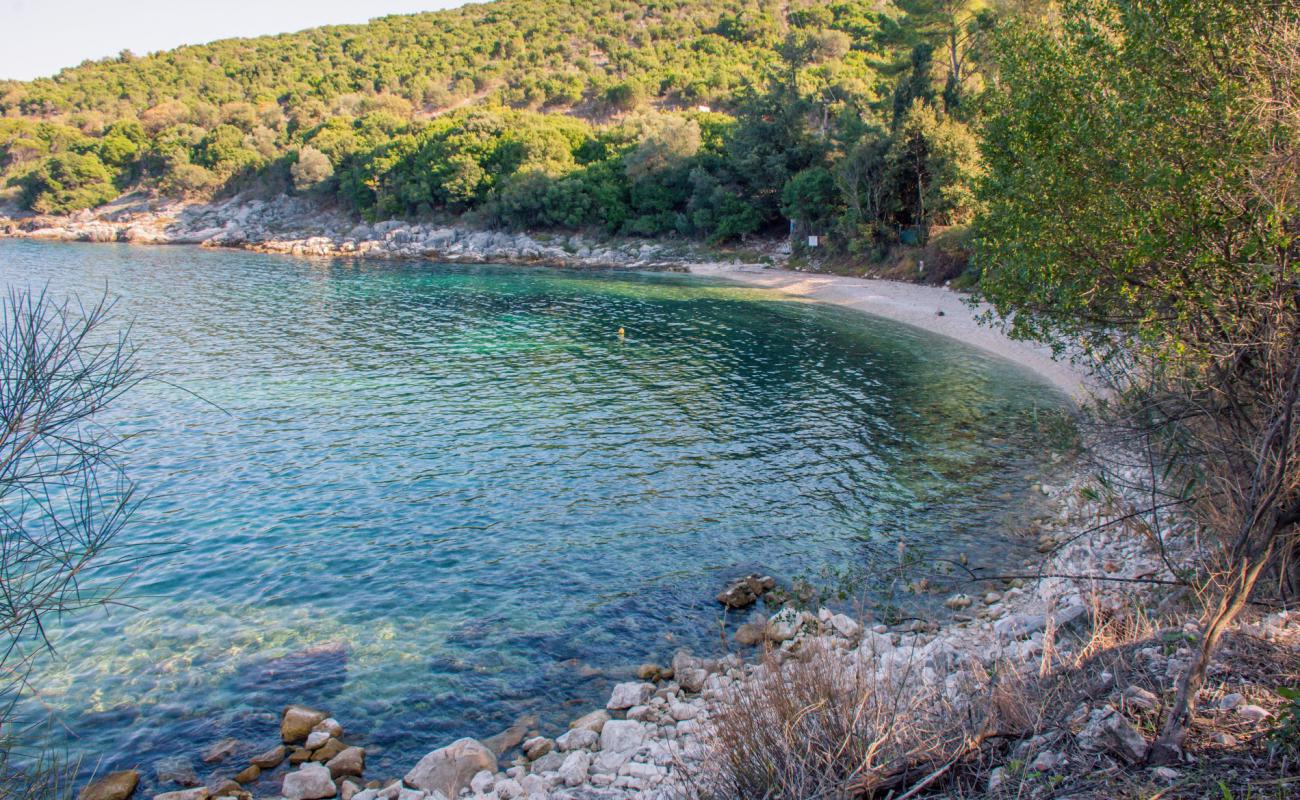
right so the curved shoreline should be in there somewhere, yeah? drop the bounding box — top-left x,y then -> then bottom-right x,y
687,263 -> 1093,400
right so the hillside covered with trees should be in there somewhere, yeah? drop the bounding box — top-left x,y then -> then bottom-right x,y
0,0 -> 1011,264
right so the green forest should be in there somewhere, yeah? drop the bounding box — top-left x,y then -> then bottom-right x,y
0,0 -> 1005,265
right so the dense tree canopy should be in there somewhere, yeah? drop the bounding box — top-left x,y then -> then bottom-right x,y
0,0 -> 1025,254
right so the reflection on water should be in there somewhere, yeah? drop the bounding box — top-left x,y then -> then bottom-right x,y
0,240 -> 1070,786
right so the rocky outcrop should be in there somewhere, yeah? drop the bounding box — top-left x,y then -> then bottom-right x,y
0,194 -> 781,273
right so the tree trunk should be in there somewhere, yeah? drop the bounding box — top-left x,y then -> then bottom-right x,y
1151,541 -> 1274,762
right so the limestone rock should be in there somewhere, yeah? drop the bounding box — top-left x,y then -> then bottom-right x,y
152,790 -> 209,800
154,757 -> 200,787
828,613 -> 861,639
716,574 -> 775,609
569,710 -> 611,733
522,737 -> 553,760
734,623 -> 766,647
282,706 -> 329,744
251,745 -> 287,770
403,738 -> 497,799
599,720 -> 645,754
79,771 -> 139,800
606,682 -> 655,710
311,738 -> 347,763
202,739 -> 241,764
556,729 -> 599,752
326,747 -> 365,779
558,751 -> 591,787
483,714 -> 537,757
281,764 -> 336,800
232,765 -> 260,784
1077,706 -> 1148,763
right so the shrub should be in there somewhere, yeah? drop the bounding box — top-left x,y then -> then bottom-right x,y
19,152 -> 118,213
290,145 -> 334,192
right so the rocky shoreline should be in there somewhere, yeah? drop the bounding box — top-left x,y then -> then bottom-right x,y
0,194 -> 779,272
75,457 -> 1288,800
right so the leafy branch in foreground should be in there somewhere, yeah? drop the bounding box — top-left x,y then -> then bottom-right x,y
0,286 -> 143,798
976,0 -> 1300,762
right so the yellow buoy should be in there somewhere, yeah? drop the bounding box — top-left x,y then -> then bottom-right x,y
618,327 -> 625,338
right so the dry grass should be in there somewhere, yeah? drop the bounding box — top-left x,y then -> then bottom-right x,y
681,600 -> 1300,799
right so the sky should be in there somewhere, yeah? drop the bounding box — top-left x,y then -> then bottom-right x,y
0,1 -> 475,80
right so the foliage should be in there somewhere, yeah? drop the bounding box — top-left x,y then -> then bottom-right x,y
290,146 -> 333,193
17,152 -> 118,214
975,0 -> 1300,760
0,0 -> 1015,258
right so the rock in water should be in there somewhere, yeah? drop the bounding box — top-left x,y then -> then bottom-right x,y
282,763 -> 337,800
282,705 -> 329,744
78,771 -> 139,800
326,747 -> 366,779
404,738 -> 497,798
482,713 -> 537,757
716,574 -> 776,609
252,745 -> 287,769
153,757 -> 200,787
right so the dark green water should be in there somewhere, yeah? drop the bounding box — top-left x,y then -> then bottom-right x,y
0,240 -> 1069,787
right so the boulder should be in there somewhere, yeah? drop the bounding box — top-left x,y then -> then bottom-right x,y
558,751 -> 590,787
202,739 -> 242,764
482,714 -> 537,757
79,771 -> 139,800
282,765 -> 337,800
305,731 -> 331,751
311,738 -> 347,763
282,705 -> 329,744
1077,706 -> 1148,762
606,682 -> 655,710
326,747 -> 365,779
635,664 -> 662,681
828,613 -> 861,639
716,575 -> 775,609
676,667 -> 708,693
569,710 -> 610,734
556,729 -> 599,752
152,790 -> 209,800
599,720 -> 645,754
251,745 -> 287,770
522,737 -> 553,760
403,738 -> 497,799
314,718 -> 345,738
232,765 -> 260,784
734,623 -> 766,647
154,757 -> 200,787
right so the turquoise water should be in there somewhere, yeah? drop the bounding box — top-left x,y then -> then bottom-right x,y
1,240 -> 1068,788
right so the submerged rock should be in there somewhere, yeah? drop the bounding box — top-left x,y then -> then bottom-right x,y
251,745 -> 287,769
154,757 -> 200,787
78,771 -> 139,800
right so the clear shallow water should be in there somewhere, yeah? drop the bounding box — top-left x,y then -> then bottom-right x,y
1,240 -> 1069,787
